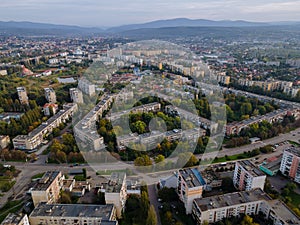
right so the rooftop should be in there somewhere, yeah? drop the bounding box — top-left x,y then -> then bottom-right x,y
178,168 -> 206,188
268,199 -> 300,225
1,213 -> 26,225
238,160 -> 265,177
194,188 -> 271,212
101,172 -> 126,193
285,147 -> 300,157
30,203 -> 115,220
33,171 -> 61,191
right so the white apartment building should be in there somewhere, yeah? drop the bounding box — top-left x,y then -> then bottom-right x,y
69,88 -> 83,104
17,87 -> 29,105
177,168 -> 206,214
192,189 -> 300,225
44,88 -> 57,103
100,173 -> 127,218
13,104 -> 77,150
78,78 -> 96,96
29,203 -> 118,225
280,147 -> 300,184
233,160 -> 266,191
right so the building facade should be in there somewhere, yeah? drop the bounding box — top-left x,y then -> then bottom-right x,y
280,147 -> 300,184
233,160 -> 266,191
70,88 -> 84,104
177,168 -> 206,214
17,87 -> 29,105
44,88 -> 57,103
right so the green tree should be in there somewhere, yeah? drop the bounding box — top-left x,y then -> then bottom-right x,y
146,205 -> 157,225
154,154 -> 165,163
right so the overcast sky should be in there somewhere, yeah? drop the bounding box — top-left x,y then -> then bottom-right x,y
1,0 -> 300,27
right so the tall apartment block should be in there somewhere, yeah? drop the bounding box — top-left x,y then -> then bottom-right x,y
69,88 -> 83,104
31,171 -> 64,207
192,188 -> 300,225
280,147 -> 300,184
233,160 -> 266,191
29,203 -> 117,225
177,168 -> 206,214
17,87 -> 29,105
78,78 -> 95,96
44,87 -> 56,103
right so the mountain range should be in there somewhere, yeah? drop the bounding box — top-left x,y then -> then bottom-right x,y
0,18 -> 299,36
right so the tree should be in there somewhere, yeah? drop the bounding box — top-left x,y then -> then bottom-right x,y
241,215 -> 259,225
146,205 -> 157,225
134,155 -> 152,166
60,191 -> 72,204
154,154 -> 165,163
141,191 -> 150,217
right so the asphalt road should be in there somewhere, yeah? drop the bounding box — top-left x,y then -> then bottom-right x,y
1,127 -> 300,208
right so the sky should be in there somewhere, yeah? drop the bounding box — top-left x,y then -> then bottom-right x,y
1,0 -> 300,27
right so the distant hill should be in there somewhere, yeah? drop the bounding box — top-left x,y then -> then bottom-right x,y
0,21 -> 104,36
107,18 -> 271,32
0,19 -> 299,37
117,25 -> 300,40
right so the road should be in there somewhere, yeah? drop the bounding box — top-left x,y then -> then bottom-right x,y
148,184 -> 162,225
1,126 -> 300,208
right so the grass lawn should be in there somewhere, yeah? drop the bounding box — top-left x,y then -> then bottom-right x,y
212,152 -> 251,163
288,191 -> 300,207
31,172 -> 45,180
96,169 -> 135,176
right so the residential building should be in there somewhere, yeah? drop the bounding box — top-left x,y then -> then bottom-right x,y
100,172 -> 127,218
192,188 -> 300,225
70,88 -> 83,104
17,87 -> 29,105
1,213 -> 29,225
44,88 -> 56,103
0,135 -> 10,149
29,203 -> 118,225
31,171 -> 64,207
283,87 -> 300,97
177,168 -> 206,214
48,58 -> 59,64
13,103 -> 77,150
280,147 -> 300,184
259,156 -> 282,176
0,70 -> 7,76
43,103 -> 58,116
233,160 -> 266,191
78,78 -> 96,96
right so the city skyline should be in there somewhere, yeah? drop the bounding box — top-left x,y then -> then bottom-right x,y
1,0 -> 300,27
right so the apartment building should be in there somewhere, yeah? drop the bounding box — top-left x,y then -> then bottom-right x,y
0,135 -> 10,149
283,86 -> 300,97
17,87 -> 29,105
44,88 -> 56,103
100,173 -> 127,218
226,109 -> 288,136
13,103 -> 77,150
29,203 -> 118,225
43,103 -> 58,116
31,171 -> 64,207
280,147 -> 300,184
69,88 -> 83,104
233,160 -> 266,191
1,213 -> 29,225
192,189 -> 300,225
78,78 -> 96,96
177,168 -> 206,214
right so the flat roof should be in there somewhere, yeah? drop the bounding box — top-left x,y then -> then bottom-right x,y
33,171 -> 61,191
285,147 -> 300,158
194,189 -> 271,212
179,168 -> 206,188
30,203 -> 115,220
238,160 -> 265,177
102,172 -> 126,193
1,213 -> 26,225
268,200 -> 300,225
